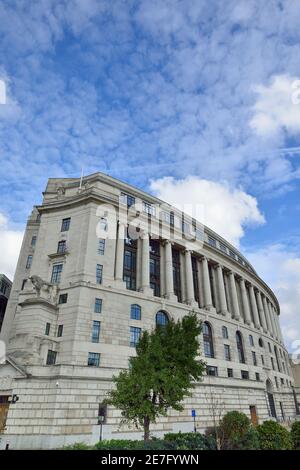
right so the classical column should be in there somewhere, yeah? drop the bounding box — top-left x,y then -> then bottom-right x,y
140,232 -> 152,295
229,271 -> 240,321
249,284 -> 261,330
256,291 -> 267,333
216,264 -> 227,315
267,301 -> 277,340
240,279 -> 252,326
262,295 -> 273,337
184,249 -> 195,305
115,222 -> 125,282
164,240 -> 176,301
202,256 -> 213,309
274,308 -> 284,343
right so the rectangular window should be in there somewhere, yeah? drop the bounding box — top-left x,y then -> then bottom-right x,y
206,366 -> 218,377
92,321 -> 101,343
227,368 -> 233,378
224,344 -> 231,361
21,279 -> 27,290
57,325 -> 63,337
130,304 -> 141,320
208,236 -> 217,248
26,255 -> 33,269
271,357 -> 275,370
31,236 -> 37,247
51,264 -> 63,284
261,355 -> 265,366
61,217 -> 71,232
195,228 -> 204,241
252,351 -> 257,366
57,240 -> 66,254
94,298 -> 102,313
96,264 -> 103,284
123,242 -> 137,291
219,242 -> 227,253
142,201 -> 155,216
120,193 -> 135,208
98,238 -> 105,255
255,372 -> 260,381
46,350 -> 57,365
130,326 -> 141,347
88,352 -> 100,367
45,322 -> 51,336
241,370 -> 249,380
268,342 -> 272,353
58,293 -> 68,304
229,250 -> 236,259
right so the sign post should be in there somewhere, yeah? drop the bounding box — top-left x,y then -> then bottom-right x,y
191,409 -> 196,433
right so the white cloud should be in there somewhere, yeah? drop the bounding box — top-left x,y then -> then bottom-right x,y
0,213 -> 23,280
0,78 -> 6,104
150,176 -> 265,248
250,74 -> 300,137
245,243 -> 300,351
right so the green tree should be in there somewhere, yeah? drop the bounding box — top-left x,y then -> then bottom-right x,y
106,313 -> 205,441
257,420 -> 292,450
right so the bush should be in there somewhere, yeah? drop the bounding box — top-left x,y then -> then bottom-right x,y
164,432 -> 216,450
257,420 -> 292,450
61,442 -> 91,450
291,421 -> 300,450
94,439 -> 145,450
218,411 -> 259,450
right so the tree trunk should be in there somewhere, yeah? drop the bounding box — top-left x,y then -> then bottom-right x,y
143,416 -> 150,441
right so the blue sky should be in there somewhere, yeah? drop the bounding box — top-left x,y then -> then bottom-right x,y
0,0 -> 300,350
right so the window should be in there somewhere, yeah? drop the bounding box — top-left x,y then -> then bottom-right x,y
182,221 -> 190,235
21,279 -> 27,290
58,293 -> 68,304
26,255 -> 33,269
275,376 -> 279,389
46,350 -> 57,365
252,351 -> 257,366
229,250 -> 236,259
227,368 -> 233,378
219,242 -> 227,253
150,239 -> 160,297
130,304 -> 141,320
142,201 -> 155,216
98,238 -> 105,255
280,378 -> 284,386
241,370 -> 249,380
203,322 -> 214,358
261,355 -> 265,366
156,311 -> 169,327
45,322 -> 51,336
258,338 -> 264,348
99,218 -> 108,232
120,193 -> 135,208
268,342 -> 271,353
271,357 -> 275,370
88,352 -> 100,367
94,298 -> 102,314
96,264 -> 103,284
61,217 -> 71,232
130,326 -> 141,347
195,228 -> 204,241
236,331 -> 245,364
255,372 -> 260,381
206,366 -> 218,377
123,239 -> 137,291
57,240 -> 66,254
57,325 -> 63,337
172,249 -> 182,302
31,236 -> 37,247
222,326 -> 228,339
249,335 -> 254,347
208,236 -> 216,248
224,344 -> 231,361
161,211 -> 174,225
51,264 -> 63,284
92,321 -> 101,343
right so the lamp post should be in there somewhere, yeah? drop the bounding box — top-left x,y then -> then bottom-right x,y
191,409 -> 197,432
98,415 -> 105,442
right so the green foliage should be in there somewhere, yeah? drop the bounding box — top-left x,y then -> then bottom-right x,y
291,421 -> 300,450
164,432 -> 217,450
257,420 -> 292,450
106,313 -> 206,439
94,439 -> 145,450
218,411 -> 259,450
61,442 -> 91,450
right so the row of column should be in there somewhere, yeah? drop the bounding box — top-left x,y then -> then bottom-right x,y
114,224 -> 282,344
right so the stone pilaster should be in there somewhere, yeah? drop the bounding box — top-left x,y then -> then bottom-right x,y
202,256 -> 213,309
216,264 -> 227,316
249,284 -> 261,330
240,279 -> 251,326
184,249 -> 196,306
229,271 -> 240,321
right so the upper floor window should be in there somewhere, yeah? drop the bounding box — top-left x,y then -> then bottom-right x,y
241,370 -> 249,380
131,304 -> 141,320
99,218 -> 108,232
88,352 -> 100,367
57,240 -> 66,254
92,321 -> 101,343
222,326 -> 228,339
224,344 -> 231,361
61,217 -> 71,232
268,342 -> 271,353
236,331 -> 245,364
46,350 -> 57,365
98,238 -> 105,255
219,242 -> 227,253
156,310 -> 169,327
120,192 -> 136,208
130,326 -> 141,347
57,325 -> 63,337
96,264 -> 103,284
58,293 -> 68,304
252,351 -> 257,366
249,335 -> 254,347
208,236 -> 217,248
31,236 -> 37,247
51,263 -> 63,284
94,298 -> 102,313
229,250 -> 236,259
45,322 -> 51,336
206,365 -> 218,377
258,338 -> 264,348
195,228 -> 204,241
143,201 -> 155,216
271,357 -> 275,370
26,255 -> 33,269
203,322 -> 214,358
161,211 -> 174,225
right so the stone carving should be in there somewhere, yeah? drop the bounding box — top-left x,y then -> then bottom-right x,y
56,186 -> 66,198
28,275 -> 58,303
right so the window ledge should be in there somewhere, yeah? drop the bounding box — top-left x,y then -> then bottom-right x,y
48,251 -> 69,259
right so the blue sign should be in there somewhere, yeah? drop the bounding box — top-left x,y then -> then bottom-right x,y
191,409 -> 196,418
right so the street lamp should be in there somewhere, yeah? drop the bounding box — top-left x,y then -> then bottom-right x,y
98,415 -> 105,442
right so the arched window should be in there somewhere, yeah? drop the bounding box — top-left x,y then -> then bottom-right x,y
222,326 -> 228,339
236,331 -> 245,364
203,322 -> 214,358
156,310 -> 169,326
130,304 -> 141,320
258,338 -> 264,348
249,334 -> 254,347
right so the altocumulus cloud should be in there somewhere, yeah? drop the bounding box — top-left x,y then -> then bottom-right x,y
150,176 -> 265,248
0,213 -> 23,280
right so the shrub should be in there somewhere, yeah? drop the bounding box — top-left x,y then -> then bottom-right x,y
218,411 -> 259,450
164,432 -> 216,450
94,439 -> 145,450
291,421 -> 300,450
257,420 -> 292,450
61,442 -> 91,450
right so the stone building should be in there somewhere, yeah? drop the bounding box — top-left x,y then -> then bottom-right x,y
0,172 -> 298,449
0,274 -> 12,333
